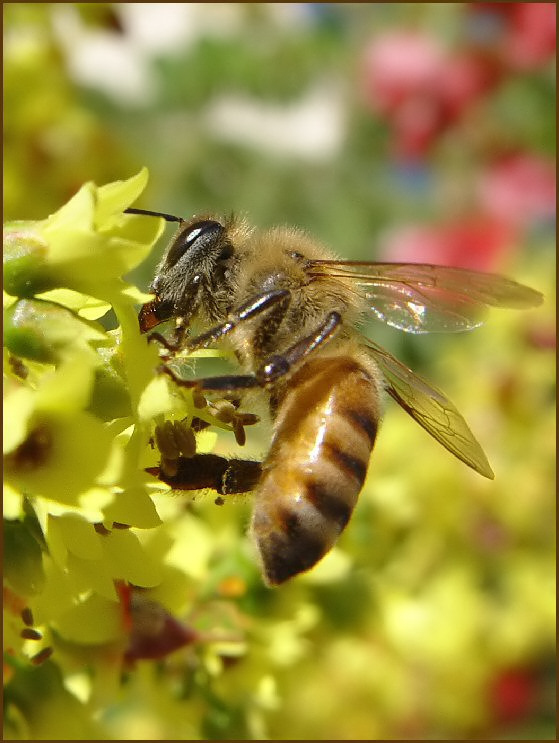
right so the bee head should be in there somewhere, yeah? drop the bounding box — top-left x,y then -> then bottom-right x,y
152,217 -> 232,311
127,208 -> 235,331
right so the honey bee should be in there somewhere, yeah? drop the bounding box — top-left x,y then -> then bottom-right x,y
127,207 -> 542,586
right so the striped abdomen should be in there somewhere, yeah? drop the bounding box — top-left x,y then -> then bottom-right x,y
250,353 -> 381,585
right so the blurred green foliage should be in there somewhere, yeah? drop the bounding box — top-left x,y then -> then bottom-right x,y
3,3 -> 555,740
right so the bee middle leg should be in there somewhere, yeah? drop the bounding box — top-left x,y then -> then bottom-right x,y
160,311 -> 342,394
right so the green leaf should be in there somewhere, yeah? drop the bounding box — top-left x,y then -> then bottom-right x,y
4,519 -> 45,596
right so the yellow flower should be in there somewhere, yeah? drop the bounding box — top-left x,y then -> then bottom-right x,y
4,355 -> 117,508
3,168 -> 163,304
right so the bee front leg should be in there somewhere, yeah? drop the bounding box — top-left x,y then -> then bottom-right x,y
145,289 -> 290,358
185,289 -> 291,352
147,320 -> 189,355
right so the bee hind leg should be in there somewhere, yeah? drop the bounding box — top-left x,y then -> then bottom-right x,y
147,453 -> 262,495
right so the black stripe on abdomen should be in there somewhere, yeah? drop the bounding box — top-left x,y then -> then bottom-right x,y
304,478 -> 353,531
323,441 -> 368,486
345,407 -> 378,447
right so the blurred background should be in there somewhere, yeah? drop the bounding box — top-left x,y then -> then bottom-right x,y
4,3 -> 556,740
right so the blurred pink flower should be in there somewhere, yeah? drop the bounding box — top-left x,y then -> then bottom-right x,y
362,32 -> 499,158
478,153 -> 556,228
380,217 -> 515,271
362,5 -> 555,158
435,51 -> 497,121
362,32 -> 447,158
468,3 -> 556,70
362,31 -> 445,116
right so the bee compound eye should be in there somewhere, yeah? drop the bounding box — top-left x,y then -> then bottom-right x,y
165,220 -> 224,267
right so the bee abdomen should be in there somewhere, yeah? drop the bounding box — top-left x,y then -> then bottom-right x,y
250,354 -> 380,585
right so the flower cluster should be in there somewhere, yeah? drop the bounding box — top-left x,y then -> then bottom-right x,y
362,3 -> 556,160
4,171 -> 310,739
3,170 -> 211,690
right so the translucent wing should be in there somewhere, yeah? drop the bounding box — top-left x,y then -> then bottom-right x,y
309,261 -> 543,333
366,339 -> 494,478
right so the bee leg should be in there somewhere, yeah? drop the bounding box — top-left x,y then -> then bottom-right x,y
159,366 -> 260,391
185,289 -> 291,352
159,311 -> 341,392
147,320 -> 189,354
156,290 -> 293,389
256,311 -> 342,385
146,454 -> 262,495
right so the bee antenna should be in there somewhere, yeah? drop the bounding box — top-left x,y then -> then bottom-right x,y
124,207 -> 184,224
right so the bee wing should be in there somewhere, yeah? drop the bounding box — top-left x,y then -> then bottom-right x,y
366,339 -> 494,479
309,261 -> 543,333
